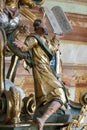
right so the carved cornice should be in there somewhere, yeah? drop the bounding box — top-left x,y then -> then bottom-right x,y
66,12 -> 87,23
63,63 -> 87,70
61,0 -> 87,3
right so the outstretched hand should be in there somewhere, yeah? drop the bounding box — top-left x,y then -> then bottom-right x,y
14,39 -> 23,49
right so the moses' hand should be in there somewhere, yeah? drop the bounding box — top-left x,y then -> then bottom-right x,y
13,39 -> 24,49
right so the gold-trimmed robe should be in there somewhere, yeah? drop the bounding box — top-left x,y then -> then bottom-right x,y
21,34 -> 67,107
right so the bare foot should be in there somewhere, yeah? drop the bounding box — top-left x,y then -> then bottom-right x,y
35,117 -> 44,130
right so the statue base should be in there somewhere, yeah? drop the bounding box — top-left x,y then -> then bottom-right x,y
0,121 -> 70,130
0,123 -> 35,130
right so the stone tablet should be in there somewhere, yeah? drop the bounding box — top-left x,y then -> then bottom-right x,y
43,7 -> 63,34
52,6 -> 73,34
